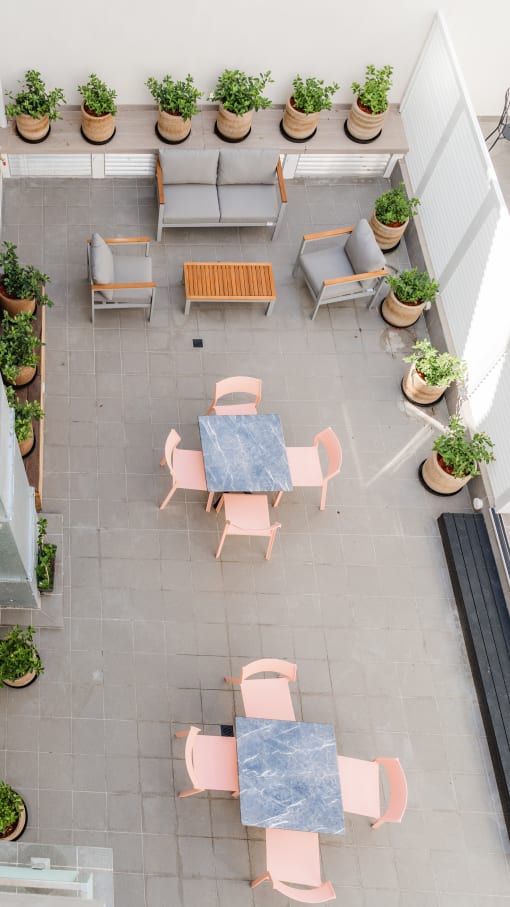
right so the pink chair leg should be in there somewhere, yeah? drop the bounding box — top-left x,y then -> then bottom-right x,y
159,455 -> 166,467
265,528 -> 277,560
273,491 -> 283,508
250,872 -> 270,889
205,492 -> 214,512
178,787 -> 203,798
215,523 -> 229,559
216,494 -> 225,512
175,730 -> 190,738
320,479 -> 328,511
159,483 -> 178,511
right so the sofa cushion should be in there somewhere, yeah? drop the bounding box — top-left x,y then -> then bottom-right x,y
110,255 -> 153,300
218,150 -> 279,185
90,232 -> 114,301
163,184 -> 220,224
300,244 -> 362,299
344,218 -> 385,275
218,184 -> 279,224
159,149 -> 219,185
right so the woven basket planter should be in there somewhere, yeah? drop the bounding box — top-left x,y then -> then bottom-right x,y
381,289 -> 425,327
15,113 -> 50,143
402,365 -> 446,405
281,97 -> 319,141
345,99 -> 386,143
215,104 -> 253,142
80,103 -> 116,145
0,285 -> 36,317
369,212 -> 408,251
420,452 -> 471,495
157,107 -> 191,144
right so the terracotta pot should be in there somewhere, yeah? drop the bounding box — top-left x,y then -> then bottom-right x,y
0,803 -> 27,842
369,212 -> 409,251
420,452 -> 471,495
80,103 -> 116,144
402,365 -> 447,405
282,97 -> 320,141
157,106 -> 191,144
3,669 -> 37,688
345,99 -> 386,142
215,104 -> 253,142
18,424 -> 35,458
381,289 -> 425,327
0,284 -> 36,317
8,364 -> 37,388
15,113 -> 50,143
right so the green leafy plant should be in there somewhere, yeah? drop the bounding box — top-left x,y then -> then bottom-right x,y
404,340 -> 467,387
0,242 -> 53,307
351,64 -> 393,115
291,75 -> 340,114
5,386 -> 44,443
0,782 -> 24,835
36,518 -> 57,591
210,69 -> 273,115
0,311 -> 42,384
5,70 -> 66,121
0,625 -> 43,686
146,74 -> 202,121
386,269 -> 439,304
77,74 -> 117,117
374,183 -> 420,226
433,415 -> 495,478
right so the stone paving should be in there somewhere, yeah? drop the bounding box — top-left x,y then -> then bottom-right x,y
1,174 -> 510,906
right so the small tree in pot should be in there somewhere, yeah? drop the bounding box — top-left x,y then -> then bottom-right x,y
382,268 -> 438,327
0,242 -> 53,316
402,340 -> 467,405
146,74 -> 203,144
0,625 -> 44,688
370,182 -> 420,251
0,311 -> 42,387
5,69 -> 66,143
346,64 -> 393,143
281,75 -> 340,142
420,415 -> 495,495
5,386 -> 44,457
78,74 -> 117,145
210,69 -> 273,142
0,781 -> 27,841
36,518 -> 58,592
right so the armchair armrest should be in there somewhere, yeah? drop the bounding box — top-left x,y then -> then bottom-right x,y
156,158 -> 165,205
91,282 -> 156,291
303,227 -> 354,241
323,268 -> 388,287
276,159 -> 287,204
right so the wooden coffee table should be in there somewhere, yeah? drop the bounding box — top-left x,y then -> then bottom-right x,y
183,261 -> 276,316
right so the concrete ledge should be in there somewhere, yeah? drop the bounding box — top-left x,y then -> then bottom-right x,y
1,512 -> 64,629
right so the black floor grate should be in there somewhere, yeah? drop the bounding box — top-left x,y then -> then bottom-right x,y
220,725 -> 234,737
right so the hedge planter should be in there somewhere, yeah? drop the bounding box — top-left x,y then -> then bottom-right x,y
0,285 -> 36,318
15,113 -> 50,144
80,104 -> 116,145
381,288 -> 424,327
281,97 -> 319,142
402,364 -> 446,406
0,800 -> 27,841
156,107 -> 191,144
215,104 -> 253,142
419,452 -> 471,495
18,422 -> 36,458
345,99 -> 386,143
369,212 -> 408,252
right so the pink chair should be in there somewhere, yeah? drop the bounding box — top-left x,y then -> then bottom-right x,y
225,658 -> 297,720
175,726 -> 239,798
206,376 -> 262,416
159,429 -> 214,511
215,494 -> 281,561
273,427 -> 342,511
337,755 -> 408,829
251,828 -> 336,903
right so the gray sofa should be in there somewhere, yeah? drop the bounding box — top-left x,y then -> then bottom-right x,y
155,149 -> 287,242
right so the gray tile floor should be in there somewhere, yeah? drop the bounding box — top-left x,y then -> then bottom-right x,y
2,175 -> 510,906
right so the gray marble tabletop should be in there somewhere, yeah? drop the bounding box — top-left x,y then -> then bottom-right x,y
235,717 -> 344,834
198,415 -> 292,493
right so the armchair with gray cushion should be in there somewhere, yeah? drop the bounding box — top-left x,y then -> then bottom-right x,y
294,219 -> 388,321
155,148 -> 287,241
87,234 -> 156,323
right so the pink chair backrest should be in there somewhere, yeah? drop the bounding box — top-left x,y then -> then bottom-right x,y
214,376 -> 262,406
241,658 -> 297,682
163,429 -> 181,479
183,726 -> 202,789
315,427 -> 342,479
376,757 -> 408,824
273,880 -> 336,903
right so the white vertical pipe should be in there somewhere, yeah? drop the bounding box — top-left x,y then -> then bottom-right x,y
0,79 -> 8,128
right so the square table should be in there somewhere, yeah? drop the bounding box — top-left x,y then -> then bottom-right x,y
198,414 -> 292,493
235,717 -> 344,834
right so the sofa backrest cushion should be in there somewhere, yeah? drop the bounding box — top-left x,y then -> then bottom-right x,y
217,149 -> 279,185
159,149 -> 219,185
344,219 -> 385,275
90,233 -> 114,301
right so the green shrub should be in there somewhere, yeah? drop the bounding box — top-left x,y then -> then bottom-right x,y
5,386 -> 44,443
374,183 -> 420,225
5,70 -> 66,121
36,518 -> 57,591
146,74 -> 202,120
351,64 -> 393,114
210,70 -> 273,115
386,269 -> 439,304
403,340 -> 467,387
78,74 -> 117,117
291,75 -> 339,114
0,625 -> 43,686
433,415 -> 495,477
0,311 -> 42,384
0,242 -> 53,307
0,782 -> 24,834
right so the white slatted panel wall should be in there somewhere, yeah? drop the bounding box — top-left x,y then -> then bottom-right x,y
8,155 -> 91,177
401,13 -> 510,510
105,154 -> 156,177
294,153 -> 390,178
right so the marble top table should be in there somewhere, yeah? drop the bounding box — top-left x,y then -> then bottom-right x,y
235,717 -> 344,834
198,414 -> 292,493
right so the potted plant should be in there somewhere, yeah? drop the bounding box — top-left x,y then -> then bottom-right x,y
146,74 -> 203,144
36,518 -> 57,592
0,625 -> 43,688
381,268 -> 439,327
210,69 -> 273,142
369,182 -> 420,251
345,64 -> 393,143
0,311 -> 42,387
0,242 -> 53,316
5,69 -> 66,143
0,782 -> 27,841
281,75 -> 340,142
5,386 -> 44,457
420,415 -> 495,495
402,340 -> 467,405
77,74 -> 117,145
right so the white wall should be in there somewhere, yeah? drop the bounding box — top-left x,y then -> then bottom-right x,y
1,0 -> 509,114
